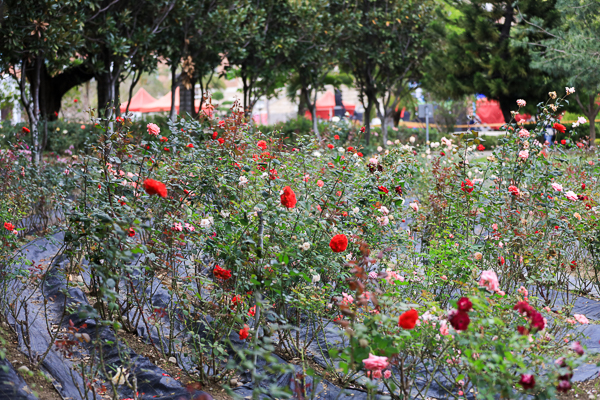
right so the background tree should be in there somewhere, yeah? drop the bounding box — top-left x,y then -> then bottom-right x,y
528,0 -> 600,144
340,0 -> 440,146
0,0 -> 84,165
428,0 -> 561,124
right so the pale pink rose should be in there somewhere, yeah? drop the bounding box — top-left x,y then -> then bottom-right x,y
492,223 -> 498,231
479,270 -> 500,292
551,183 -> 563,192
516,99 -> 526,107
517,286 -> 528,297
409,202 -> 419,212
439,321 -> 450,336
519,128 -> 530,138
565,190 -> 578,201
147,123 -> 160,136
384,370 -> 392,379
376,216 -> 390,226
574,314 -> 589,324
518,150 -> 529,160
363,353 -> 389,371
372,370 -> 382,379
497,290 -> 505,296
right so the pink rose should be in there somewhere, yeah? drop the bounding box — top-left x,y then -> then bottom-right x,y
574,314 -> 589,324
363,353 -> 389,371
384,370 -> 392,379
518,150 -> 529,160
439,321 -> 450,336
519,129 -> 530,138
565,190 -> 578,201
479,270 -> 499,292
317,180 -> 324,187
551,183 -> 563,192
372,370 -> 382,379
147,123 -> 160,136
517,99 -> 526,107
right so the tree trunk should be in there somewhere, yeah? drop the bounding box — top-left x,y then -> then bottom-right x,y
498,97 -> 513,125
363,98 -> 373,146
298,87 -> 308,117
179,76 -> 194,118
114,78 -> 121,117
574,92 -> 600,147
169,64 -> 178,120
305,89 -> 321,143
97,71 -> 113,118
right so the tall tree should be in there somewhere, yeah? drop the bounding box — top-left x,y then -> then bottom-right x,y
429,0 -> 560,124
527,0 -> 600,144
340,0 -> 440,146
0,0 -> 85,166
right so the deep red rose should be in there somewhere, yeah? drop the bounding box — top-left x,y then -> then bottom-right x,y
561,140 -> 566,145
378,186 -> 389,194
329,234 -> 348,253
582,183 -> 586,189
449,310 -> 470,331
128,228 -> 135,237
214,265 -> 232,280
514,301 -> 534,318
143,179 -> 167,198
398,309 -> 419,330
517,326 -> 529,335
395,186 -> 403,195
457,297 -> 472,312
557,380 -> 571,392
519,374 -> 535,390
280,186 -> 297,209
530,310 -> 545,332
212,131 -> 218,140
553,123 -> 566,133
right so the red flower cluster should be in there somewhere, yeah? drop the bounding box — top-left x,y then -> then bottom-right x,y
555,357 -> 573,392
257,140 -> 267,150
477,144 -> 485,151
377,186 -> 389,194
553,122 -> 566,133
186,143 -> 194,148
239,324 -> 250,340
214,265 -> 232,280
398,309 -> 419,330
461,179 -> 474,194
514,301 -> 545,334
508,185 -> 520,196
4,222 -> 15,231
395,186 -> 402,195
280,186 -> 297,209
144,179 -> 167,198
128,228 -> 136,237
449,297 -> 472,331
329,234 -> 348,253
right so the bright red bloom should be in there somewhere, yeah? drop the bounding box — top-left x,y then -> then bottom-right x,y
398,309 -> 419,330
457,297 -> 472,312
4,222 -> 15,231
128,228 -> 135,237
257,140 -> 267,150
334,135 -> 340,140
461,179 -> 474,193
561,140 -> 566,145
248,306 -> 256,317
22,127 -> 30,134
329,234 -> 348,253
449,310 -> 470,331
160,136 -> 168,142
231,295 -> 242,307
395,186 -> 403,195
553,123 -> 566,133
280,186 -> 297,209
508,185 -> 520,196
582,183 -> 586,189
519,374 -> 535,390
477,144 -> 485,151
186,143 -> 194,148
214,265 -> 232,280
378,186 -> 389,194
212,131 -> 218,139
74,99 -> 78,103
218,138 -> 225,144
328,144 -> 334,149
143,179 -> 167,198
239,324 -> 250,340
360,127 -> 366,133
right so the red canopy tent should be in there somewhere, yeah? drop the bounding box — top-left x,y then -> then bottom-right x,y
137,87 -> 208,114
304,91 -> 355,120
476,98 -> 531,126
119,88 -> 157,113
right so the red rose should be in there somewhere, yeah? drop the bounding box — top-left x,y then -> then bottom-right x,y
457,297 -> 472,312
4,222 -> 15,231
461,179 -> 474,194
557,380 -> 571,392
143,179 -> 167,198
22,127 -> 30,134
212,131 -> 218,140
395,186 -> 403,195
334,135 -> 340,140
280,186 -> 297,209
440,151 -> 445,156
553,123 -> 566,133
74,99 -> 78,103
561,140 -> 566,145
214,265 -> 232,280
328,144 -> 334,149
218,138 -> 225,144
239,324 -> 250,340
128,228 -> 135,237
582,183 -> 586,190
329,234 -> 348,253
449,310 -> 470,331
186,143 -> 194,148
519,374 -> 535,390
378,186 -> 389,194
398,309 -> 419,330
477,144 -> 485,151
257,140 -> 267,150
360,127 -> 365,133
